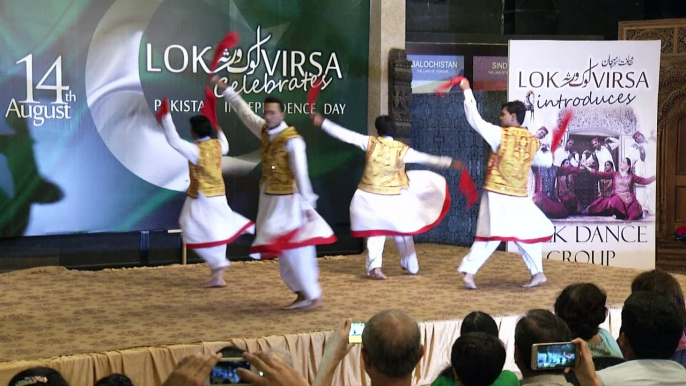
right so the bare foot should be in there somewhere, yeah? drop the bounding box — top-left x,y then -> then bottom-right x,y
302,297 -> 322,310
522,272 -> 547,288
370,268 -> 387,280
282,293 -> 306,310
205,268 -> 227,288
463,273 -> 477,289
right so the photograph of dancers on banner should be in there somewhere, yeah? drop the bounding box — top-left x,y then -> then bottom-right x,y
528,106 -> 655,223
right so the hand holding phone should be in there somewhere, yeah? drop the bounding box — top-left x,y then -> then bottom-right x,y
531,342 -> 579,370
205,357 -> 258,385
348,322 -> 365,344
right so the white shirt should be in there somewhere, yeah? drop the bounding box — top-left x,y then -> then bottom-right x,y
320,119 -> 453,168
222,87 -> 318,208
597,359 -> 686,385
463,89 -> 552,168
553,147 -> 580,167
582,138 -> 619,169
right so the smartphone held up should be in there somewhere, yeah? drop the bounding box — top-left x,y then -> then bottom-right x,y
531,342 -> 579,370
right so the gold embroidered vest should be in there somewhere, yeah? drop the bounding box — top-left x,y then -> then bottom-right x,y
187,139 -> 225,198
260,125 -> 302,195
358,136 -> 410,195
483,127 -> 540,197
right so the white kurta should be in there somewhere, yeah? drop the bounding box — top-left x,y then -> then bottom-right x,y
458,90 -> 554,276
222,88 -> 335,256
553,147 -> 580,167
321,119 -> 452,237
161,114 -> 255,269
462,89 -> 554,243
582,139 -> 618,169
631,139 -> 656,215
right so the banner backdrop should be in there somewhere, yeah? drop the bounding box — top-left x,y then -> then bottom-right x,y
507,40 -> 660,269
0,0 -> 369,237
407,54 -> 464,93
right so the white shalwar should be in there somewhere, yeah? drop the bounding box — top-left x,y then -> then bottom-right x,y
223,87 -> 334,300
457,89 -> 554,276
630,139 -> 656,215
161,114 -> 255,270
321,119 -> 452,274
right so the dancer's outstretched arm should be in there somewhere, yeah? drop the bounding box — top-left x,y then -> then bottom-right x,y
459,79 -> 502,152
212,77 -> 264,138
313,114 -> 369,150
160,113 -> 200,165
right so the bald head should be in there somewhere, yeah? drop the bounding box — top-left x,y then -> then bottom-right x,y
362,309 -> 423,379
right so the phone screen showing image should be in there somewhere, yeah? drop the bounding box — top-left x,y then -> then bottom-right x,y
533,343 -> 577,370
349,322 -> 365,344
208,358 -> 251,385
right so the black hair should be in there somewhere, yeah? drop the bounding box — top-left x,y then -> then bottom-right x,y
451,333 -> 506,386
94,374 -> 134,386
9,367 -> 70,386
631,269 -> 686,327
189,115 -> 216,139
501,101 -> 526,126
264,96 -> 285,112
515,309 -> 572,372
374,115 -> 398,138
622,291 -> 685,359
461,311 -> 499,338
554,283 -> 608,341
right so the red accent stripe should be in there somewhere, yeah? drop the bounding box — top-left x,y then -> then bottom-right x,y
250,235 -> 338,255
186,221 -> 255,249
473,235 -> 553,244
351,183 -> 451,238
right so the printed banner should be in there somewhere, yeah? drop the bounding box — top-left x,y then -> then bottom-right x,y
507,40 -> 660,269
407,54 -> 464,93
0,0 -> 369,237
473,56 -> 508,91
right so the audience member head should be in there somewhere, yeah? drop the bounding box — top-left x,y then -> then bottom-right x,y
94,374 -> 134,386
565,138 -> 575,151
451,333 -> 506,386
217,345 -> 245,358
9,367 -> 69,386
361,309 -> 424,383
514,309 -> 572,376
554,283 -> 608,341
189,115 -> 216,140
631,269 -> 686,323
619,291 -> 684,360
461,311 -> 499,337
374,116 -> 398,138
500,101 -> 526,126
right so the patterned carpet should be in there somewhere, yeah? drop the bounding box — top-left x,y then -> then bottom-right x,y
1,243 -> 682,364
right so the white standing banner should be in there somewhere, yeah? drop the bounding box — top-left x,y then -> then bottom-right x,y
507,40 -> 660,269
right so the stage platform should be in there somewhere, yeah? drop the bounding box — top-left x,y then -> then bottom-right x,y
1,244 -> 683,386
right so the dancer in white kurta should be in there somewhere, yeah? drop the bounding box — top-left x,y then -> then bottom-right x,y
159,111 -> 255,288
630,131 -> 656,216
212,77 -> 335,309
312,113 -> 463,279
456,78 -> 554,289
